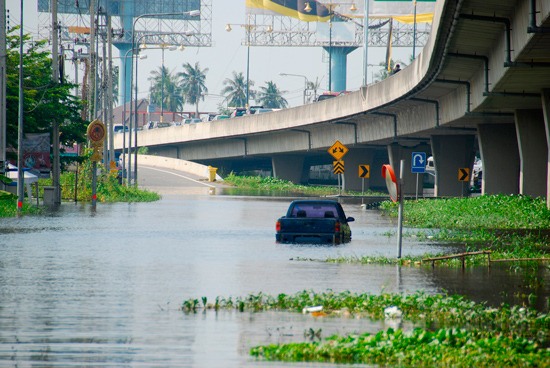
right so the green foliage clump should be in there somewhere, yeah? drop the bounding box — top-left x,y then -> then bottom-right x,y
380,195 -> 550,230
0,194 -> 42,217
251,327 -> 549,367
223,173 -> 383,196
182,290 -> 550,365
44,151 -> 160,203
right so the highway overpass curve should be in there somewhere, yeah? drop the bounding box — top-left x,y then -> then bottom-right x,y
114,0 -> 550,198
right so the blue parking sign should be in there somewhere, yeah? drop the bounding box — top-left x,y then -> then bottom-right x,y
411,152 -> 426,173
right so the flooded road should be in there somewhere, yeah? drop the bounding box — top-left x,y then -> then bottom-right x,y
0,166 -> 548,367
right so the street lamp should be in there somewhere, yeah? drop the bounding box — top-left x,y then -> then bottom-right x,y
279,73 -> 309,105
304,2 -> 357,91
225,19 -> 272,108
140,43 -> 181,123
130,9 -> 199,186
139,42 -> 178,123
160,44 -> 177,122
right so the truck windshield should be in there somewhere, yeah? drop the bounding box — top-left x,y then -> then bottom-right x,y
291,204 -> 340,218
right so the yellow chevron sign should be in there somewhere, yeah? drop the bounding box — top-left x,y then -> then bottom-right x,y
333,160 -> 345,174
458,168 -> 470,182
358,164 -> 370,178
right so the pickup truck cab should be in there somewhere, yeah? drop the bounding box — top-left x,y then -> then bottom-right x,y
275,200 -> 354,244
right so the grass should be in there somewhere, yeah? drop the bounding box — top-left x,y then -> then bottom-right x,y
380,194 -> 550,230
223,173 -> 385,196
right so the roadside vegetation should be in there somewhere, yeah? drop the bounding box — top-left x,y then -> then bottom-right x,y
45,153 -> 160,203
322,195 -> 550,267
46,172 -> 160,203
181,290 -> 550,366
223,173 -> 384,196
0,153 -> 160,217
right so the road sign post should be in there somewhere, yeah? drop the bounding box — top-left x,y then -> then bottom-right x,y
382,162 -> 404,258
328,141 -> 348,194
458,168 -> 470,198
358,164 -> 370,203
411,152 -> 426,200
397,160 -> 405,259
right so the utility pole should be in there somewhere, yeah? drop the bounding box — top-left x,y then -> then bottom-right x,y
107,15 -> 114,169
0,0 -> 7,182
17,0 -> 24,211
101,9 -> 108,169
51,0 -> 61,205
88,0 -> 96,122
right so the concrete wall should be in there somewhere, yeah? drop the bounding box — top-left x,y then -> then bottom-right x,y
431,135 -> 475,197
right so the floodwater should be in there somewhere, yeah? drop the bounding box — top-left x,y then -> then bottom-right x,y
0,166 -> 548,367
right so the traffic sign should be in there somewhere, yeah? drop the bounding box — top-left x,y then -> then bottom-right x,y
358,164 -> 370,178
333,160 -> 345,174
382,164 -> 398,202
328,140 -> 349,161
87,119 -> 106,143
458,168 -> 470,181
411,152 -> 426,173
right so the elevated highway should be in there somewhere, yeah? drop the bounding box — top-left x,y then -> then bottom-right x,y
114,0 -> 550,205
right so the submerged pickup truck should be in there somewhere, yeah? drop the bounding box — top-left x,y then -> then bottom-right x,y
275,200 -> 355,244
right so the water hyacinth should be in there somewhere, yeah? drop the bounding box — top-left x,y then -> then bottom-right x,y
182,290 -> 550,345
181,290 -> 550,365
250,327 -> 550,366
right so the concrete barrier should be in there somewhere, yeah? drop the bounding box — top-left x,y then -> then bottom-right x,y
135,155 -> 224,181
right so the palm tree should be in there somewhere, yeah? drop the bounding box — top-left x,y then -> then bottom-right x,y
256,81 -> 288,109
178,62 -> 209,116
220,71 -> 252,108
148,66 -> 182,112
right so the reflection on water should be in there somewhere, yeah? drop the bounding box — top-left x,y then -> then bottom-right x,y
0,194 -> 548,367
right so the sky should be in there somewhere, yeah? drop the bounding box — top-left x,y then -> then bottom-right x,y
8,0 -> 414,112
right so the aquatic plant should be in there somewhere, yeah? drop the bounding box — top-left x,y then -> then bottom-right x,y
182,290 -> 550,365
182,290 -> 550,345
250,327 -> 550,366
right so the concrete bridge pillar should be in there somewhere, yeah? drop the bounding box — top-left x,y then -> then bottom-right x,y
542,89 -> 550,208
272,155 -> 306,184
387,143 -> 430,196
478,123 -> 520,195
342,148 -> 374,192
430,135 -> 475,197
515,109 -> 548,197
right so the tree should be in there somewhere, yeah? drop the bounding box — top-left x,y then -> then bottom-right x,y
148,66 -> 182,113
177,62 -> 208,116
220,71 -> 252,108
5,27 -> 86,156
256,81 -> 288,109
374,59 -> 406,82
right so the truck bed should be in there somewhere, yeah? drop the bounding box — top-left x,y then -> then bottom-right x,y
275,200 -> 354,244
